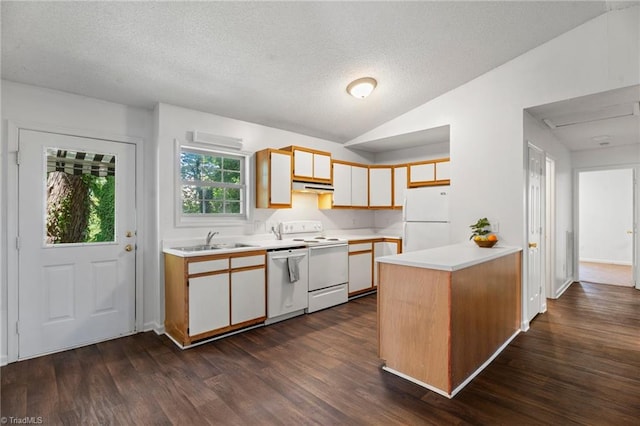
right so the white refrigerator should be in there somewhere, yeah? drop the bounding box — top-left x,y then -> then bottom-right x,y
402,186 -> 451,252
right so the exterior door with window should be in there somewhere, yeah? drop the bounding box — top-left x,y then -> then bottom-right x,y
18,129 -> 136,359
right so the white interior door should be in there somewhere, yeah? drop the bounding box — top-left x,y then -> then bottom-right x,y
527,144 -> 544,322
18,129 -> 136,359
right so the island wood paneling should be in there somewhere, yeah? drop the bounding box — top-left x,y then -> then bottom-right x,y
378,251 -> 522,396
450,252 -> 521,388
378,263 -> 451,392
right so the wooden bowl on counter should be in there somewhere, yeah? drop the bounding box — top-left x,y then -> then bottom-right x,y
474,239 -> 498,248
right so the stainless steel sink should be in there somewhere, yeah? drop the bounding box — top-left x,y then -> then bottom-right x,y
171,245 -> 221,252
212,243 -> 258,249
172,243 -> 257,252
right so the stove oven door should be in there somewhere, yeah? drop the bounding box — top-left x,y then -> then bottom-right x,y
308,244 -> 348,291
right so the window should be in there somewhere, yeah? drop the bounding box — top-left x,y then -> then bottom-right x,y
45,147 -> 116,245
177,144 -> 249,223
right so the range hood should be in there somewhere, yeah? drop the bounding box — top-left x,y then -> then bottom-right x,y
292,181 -> 335,194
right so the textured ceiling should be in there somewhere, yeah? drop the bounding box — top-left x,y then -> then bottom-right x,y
1,1 -> 616,143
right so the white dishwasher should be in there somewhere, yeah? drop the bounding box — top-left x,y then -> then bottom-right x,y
266,247 -> 309,324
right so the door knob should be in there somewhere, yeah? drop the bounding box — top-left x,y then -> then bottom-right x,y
126,231 -> 134,238
627,230 -> 634,234
125,244 -> 133,252
528,242 -> 537,248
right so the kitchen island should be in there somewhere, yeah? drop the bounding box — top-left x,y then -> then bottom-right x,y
376,243 -> 522,398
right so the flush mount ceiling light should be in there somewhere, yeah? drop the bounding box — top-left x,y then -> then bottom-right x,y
346,77 -> 377,99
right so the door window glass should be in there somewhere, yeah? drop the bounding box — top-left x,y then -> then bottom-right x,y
45,148 -> 116,244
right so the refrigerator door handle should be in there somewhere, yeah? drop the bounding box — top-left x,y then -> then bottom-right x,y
402,222 -> 407,250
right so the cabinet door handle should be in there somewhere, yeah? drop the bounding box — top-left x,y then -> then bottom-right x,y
528,242 -> 537,248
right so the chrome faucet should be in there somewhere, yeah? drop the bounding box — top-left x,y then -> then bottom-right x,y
271,226 -> 282,240
205,231 -> 219,245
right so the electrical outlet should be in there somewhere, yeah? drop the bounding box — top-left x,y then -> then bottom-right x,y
493,221 -> 500,233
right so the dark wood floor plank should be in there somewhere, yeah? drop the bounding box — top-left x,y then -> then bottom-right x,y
2,281 -> 639,425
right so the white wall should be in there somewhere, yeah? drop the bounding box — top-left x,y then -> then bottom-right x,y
0,81 -> 154,362
572,144 -> 640,169
579,169 -> 634,265
523,111 -> 574,297
347,7 -> 639,325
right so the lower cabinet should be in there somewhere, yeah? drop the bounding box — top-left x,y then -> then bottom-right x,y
189,273 -> 230,336
164,250 -> 266,346
347,238 -> 402,297
348,244 -> 373,295
231,268 -> 266,325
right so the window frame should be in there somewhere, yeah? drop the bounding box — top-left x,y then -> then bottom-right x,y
174,139 -> 251,227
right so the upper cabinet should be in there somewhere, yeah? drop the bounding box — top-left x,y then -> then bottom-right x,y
256,143 -> 449,210
331,161 -> 368,208
369,166 -> 392,208
351,165 -> 368,207
393,165 -> 408,208
408,158 -> 450,187
332,161 -> 352,207
255,148 -> 292,208
281,146 -> 332,183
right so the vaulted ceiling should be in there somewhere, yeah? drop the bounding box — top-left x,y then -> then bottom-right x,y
1,1 -> 631,144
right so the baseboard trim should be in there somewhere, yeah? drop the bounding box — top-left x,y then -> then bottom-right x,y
579,258 -> 632,266
1,354 -> 7,367
556,279 -> 574,298
143,321 -> 164,335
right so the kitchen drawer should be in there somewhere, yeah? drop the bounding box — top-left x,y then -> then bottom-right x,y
188,259 -> 228,275
307,283 -> 348,313
349,242 -> 372,252
231,254 -> 265,269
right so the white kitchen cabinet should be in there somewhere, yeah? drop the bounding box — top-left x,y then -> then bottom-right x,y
408,162 -> 435,185
255,148 -> 292,208
351,165 -> 369,207
369,166 -> 392,208
373,241 -> 400,286
393,165 -> 407,208
408,158 -> 451,187
313,152 -> 332,181
294,149 -> 314,178
164,250 -> 267,347
349,242 -> 373,295
281,146 -> 332,183
189,273 -> 230,336
332,161 -> 352,207
331,161 -> 368,208
435,159 -> 451,181
231,268 -> 266,325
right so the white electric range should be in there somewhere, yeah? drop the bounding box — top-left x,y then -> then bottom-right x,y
278,221 -> 349,313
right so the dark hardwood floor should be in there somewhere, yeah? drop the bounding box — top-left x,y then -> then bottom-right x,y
2,281 -> 639,425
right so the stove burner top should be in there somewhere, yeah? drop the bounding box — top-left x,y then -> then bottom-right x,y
291,236 -> 345,244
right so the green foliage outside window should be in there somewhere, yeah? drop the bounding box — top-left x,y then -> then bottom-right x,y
47,173 -> 115,244
180,149 -> 245,216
